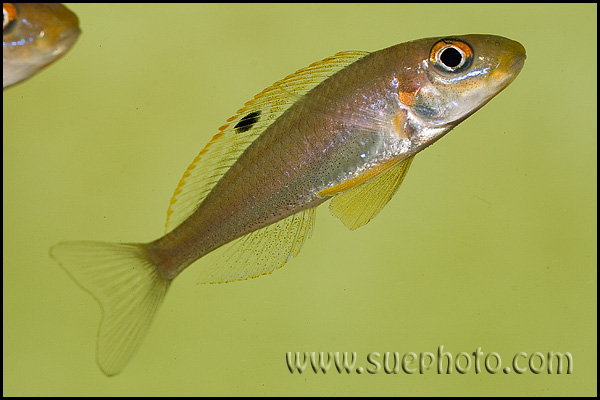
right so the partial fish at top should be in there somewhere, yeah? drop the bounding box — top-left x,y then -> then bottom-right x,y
3,3 -> 80,89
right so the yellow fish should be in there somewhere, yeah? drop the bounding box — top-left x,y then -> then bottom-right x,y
3,3 -> 80,89
51,34 -> 526,375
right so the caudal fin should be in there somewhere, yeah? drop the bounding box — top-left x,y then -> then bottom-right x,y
50,241 -> 170,376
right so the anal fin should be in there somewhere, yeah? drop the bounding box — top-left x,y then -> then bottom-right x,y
197,208 -> 316,283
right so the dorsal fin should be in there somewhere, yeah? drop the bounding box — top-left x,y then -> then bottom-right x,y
165,50 -> 370,233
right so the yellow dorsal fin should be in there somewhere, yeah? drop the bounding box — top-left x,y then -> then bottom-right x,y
165,50 -> 370,233
196,208 -> 316,283
327,156 -> 415,230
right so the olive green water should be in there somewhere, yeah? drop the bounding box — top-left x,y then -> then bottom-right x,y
3,3 -> 596,396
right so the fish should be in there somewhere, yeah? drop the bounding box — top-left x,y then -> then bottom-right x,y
50,34 -> 526,375
3,3 -> 80,89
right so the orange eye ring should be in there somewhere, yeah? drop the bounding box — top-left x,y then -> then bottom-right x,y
430,39 -> 473,73
3,3 -> 17,31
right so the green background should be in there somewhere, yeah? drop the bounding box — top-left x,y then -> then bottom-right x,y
3,3 -> 596,396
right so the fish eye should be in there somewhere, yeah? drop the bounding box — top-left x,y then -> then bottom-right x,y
430,39 -> 473,73
3,3 -> 17,32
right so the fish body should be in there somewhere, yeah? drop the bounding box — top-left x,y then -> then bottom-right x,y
51,34 -> 526,375
3,3 -> 80,89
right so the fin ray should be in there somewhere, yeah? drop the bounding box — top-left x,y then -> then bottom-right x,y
50,241 -> 170,376
329,156 -> 415,230
197,208 -> 316,283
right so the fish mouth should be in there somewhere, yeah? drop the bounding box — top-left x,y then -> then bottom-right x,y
51,26 -> 81,56
510,52 -> 526,74
503,40 -> 526,77
489,41 -> 526,95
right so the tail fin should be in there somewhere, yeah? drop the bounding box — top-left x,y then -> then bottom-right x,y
50,241 -> 170,376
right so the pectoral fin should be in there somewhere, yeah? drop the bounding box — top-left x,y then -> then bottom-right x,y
326,156 -> 415,230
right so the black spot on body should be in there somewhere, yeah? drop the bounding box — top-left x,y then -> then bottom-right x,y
234,111 -> 261,133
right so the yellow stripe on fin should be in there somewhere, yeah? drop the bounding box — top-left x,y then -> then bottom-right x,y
196,208 -> 316,283
165,51 -> 369,233
327,156 -> 415,230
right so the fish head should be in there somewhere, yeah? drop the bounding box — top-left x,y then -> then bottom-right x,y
396,34 -> 526,136
3,3 -> 81,89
